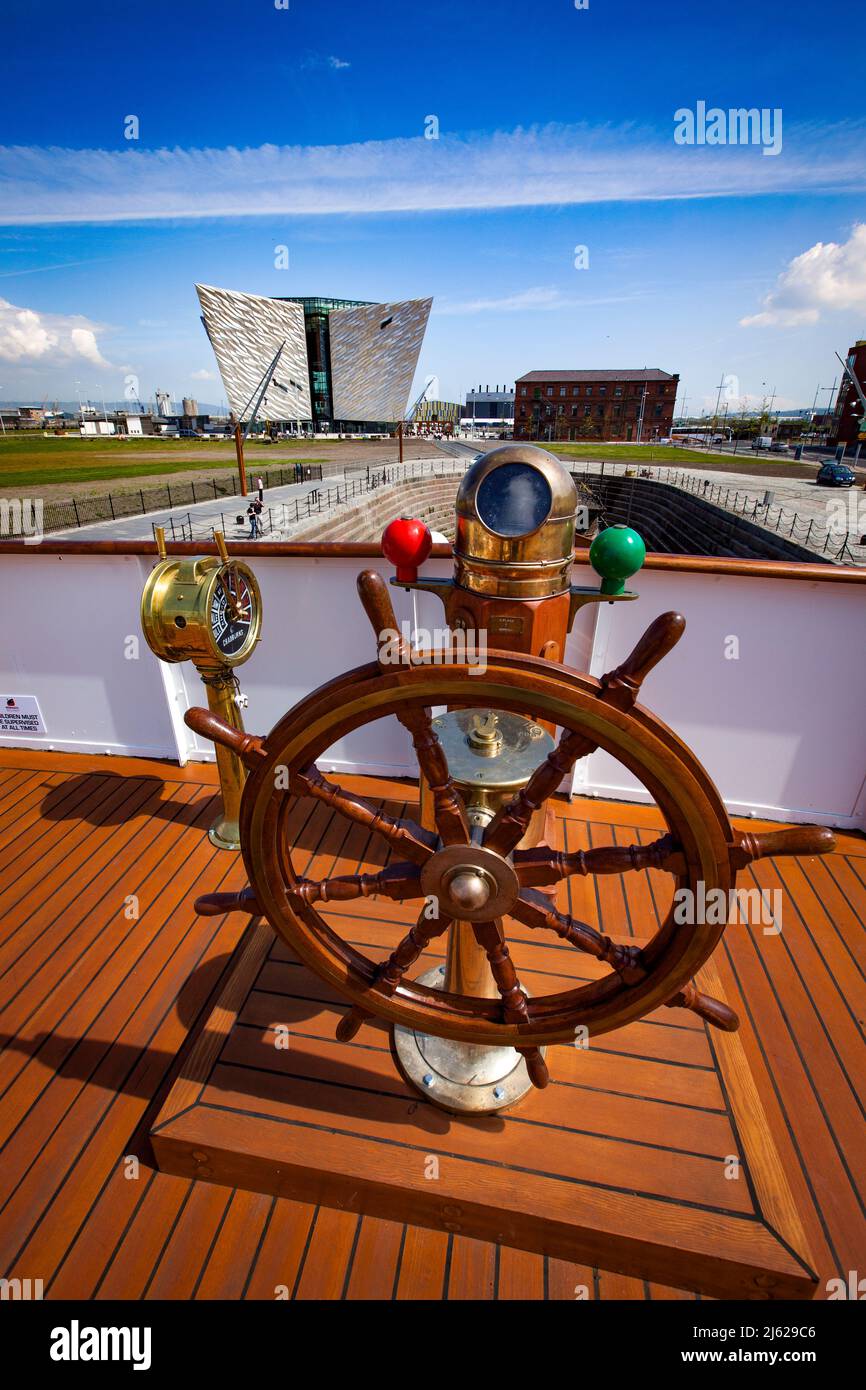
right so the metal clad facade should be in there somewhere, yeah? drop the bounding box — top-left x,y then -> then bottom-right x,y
196,284 -> 312,422
329,298 -> 432,423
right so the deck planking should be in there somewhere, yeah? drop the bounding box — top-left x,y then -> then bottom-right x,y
0,749 -> 863,1300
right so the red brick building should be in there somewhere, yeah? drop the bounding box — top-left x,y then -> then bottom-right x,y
831,340 -> 866,446
514,368 -> 679,443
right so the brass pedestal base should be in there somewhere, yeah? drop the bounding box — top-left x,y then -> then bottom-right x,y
392,965 -> 544,1115
207,814 -> 241,851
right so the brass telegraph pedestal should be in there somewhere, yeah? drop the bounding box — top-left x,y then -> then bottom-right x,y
140,528 -> 262,851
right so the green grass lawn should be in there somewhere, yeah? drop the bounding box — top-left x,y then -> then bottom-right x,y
549,443 -> 736,464
0,434 -> 326,488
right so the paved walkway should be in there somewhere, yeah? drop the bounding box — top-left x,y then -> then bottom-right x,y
51,447 -> 866,563
61,456 -> 465,542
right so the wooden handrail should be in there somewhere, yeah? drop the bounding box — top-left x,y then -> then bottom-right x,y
1,536 -> 865,583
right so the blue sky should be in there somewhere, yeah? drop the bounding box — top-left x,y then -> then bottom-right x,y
1,0 -> 864,414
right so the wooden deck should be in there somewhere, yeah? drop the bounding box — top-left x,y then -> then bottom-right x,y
0,747 -> 863,1300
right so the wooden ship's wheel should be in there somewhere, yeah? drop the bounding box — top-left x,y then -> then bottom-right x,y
181,445 -> 835,1115
189,565 -> 834,1111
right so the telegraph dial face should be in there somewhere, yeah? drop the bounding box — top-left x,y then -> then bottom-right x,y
209,567 -> 256,661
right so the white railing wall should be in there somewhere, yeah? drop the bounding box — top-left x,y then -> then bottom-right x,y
1,551 -> 864,829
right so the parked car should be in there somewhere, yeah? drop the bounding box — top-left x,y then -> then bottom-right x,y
816,461 -> 856,487
752,435 -> 774,450
769,440 -> 790,453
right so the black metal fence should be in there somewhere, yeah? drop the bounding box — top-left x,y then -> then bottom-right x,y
40,462 -> 324,535
169,458 -> 470,542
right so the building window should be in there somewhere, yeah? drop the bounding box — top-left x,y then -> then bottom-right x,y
599,386 -> 607,396
586,387 -> 592,396
546,387 -> 553,396
573,385 -> 579,395
519,386 -> 527,396
614,386 -> 623,397
584,406 -> 591,416
559,386 -> 566,397
614,405 -> 622,417
571,405 -> 578,417
654,404 -> 663,416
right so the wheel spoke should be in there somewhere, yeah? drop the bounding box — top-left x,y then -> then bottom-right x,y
482,725 -> 595,855
510,890 -> 647,985
398,706 -> 471,846
730,826 -> 835,869
483,613 -> 686,857
291,763 -> 436,865
291,863 -> 423,906
470,919 -> 549,1089
335,906 -> 453,1042
355,568 -> 468,844
666,981 -> 739,1031
513,834 -> 681,887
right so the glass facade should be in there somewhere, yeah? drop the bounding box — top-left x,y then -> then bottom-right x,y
279,297 -> 372,428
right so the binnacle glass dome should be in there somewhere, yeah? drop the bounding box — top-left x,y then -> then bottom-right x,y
475,461 -> 553,537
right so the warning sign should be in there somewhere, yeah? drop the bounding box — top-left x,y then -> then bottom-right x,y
0,695 -> 46,737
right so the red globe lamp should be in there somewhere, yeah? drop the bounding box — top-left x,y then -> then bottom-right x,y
381,516 -> 433,584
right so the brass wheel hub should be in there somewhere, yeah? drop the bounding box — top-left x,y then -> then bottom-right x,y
420,843 -> 519,922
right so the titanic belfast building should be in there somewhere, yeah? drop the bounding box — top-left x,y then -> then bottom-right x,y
196,284 -> 433,433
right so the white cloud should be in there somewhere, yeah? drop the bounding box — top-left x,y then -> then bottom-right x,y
0,297 -> 115,366
0,120 -> 863,225
741,223 -> 866,327
190,367 -> 216,381
301,53 -> 351,71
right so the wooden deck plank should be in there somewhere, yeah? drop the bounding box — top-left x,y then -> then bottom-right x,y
143,1182 -> 233,1300
0,781 -> 205,1044
344,1215 -> 404,1300
0,752 -> 860,1301
194,1188 -> 274,1300
446,1234 -> 496,1300
241,1197 -> 315,1300
293,1207 -> 361,1300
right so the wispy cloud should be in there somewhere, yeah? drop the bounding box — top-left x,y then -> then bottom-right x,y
0,120 -> 863,227
0,256 -> 107,278
434,287 -> 643,315
741,222 -> 866,327
300,52 -> 351,71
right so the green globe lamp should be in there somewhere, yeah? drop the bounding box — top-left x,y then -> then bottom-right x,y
589,524 -> 647,596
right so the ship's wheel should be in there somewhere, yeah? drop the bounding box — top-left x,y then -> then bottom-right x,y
190,570 -> 834,1092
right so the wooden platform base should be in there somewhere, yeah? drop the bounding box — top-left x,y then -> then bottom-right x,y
151,915 -> 818,1301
